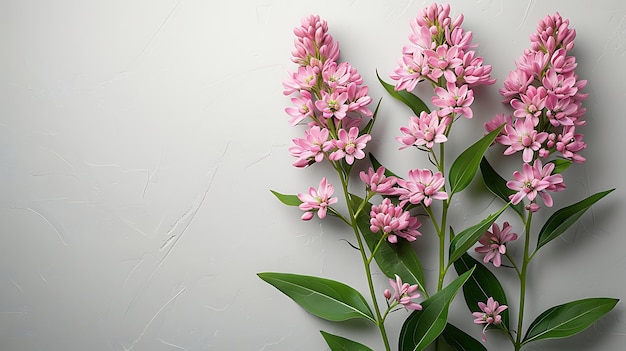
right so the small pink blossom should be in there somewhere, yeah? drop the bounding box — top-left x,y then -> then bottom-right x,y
510,86 -> 547,125
500,68 -> 533,103
432,82 -> 475,118
473,297 -> 508,342
288,126 -> 332,168
329,127 -> 371,165
297,177 -> 338,220
315,90 -> 349,120
556,126 -> 586,163
507,159 -> 564,208
396,169 -> 448,207
500,118 -> 548,163
370,198 -> 422,244
390,51 -> 429,92
384,274 -> 422,311
285,90 -> 315,126
282,65 -> 319,95
397,111 -> 449,149
360,166 -> 398,195
475,222 -> 518,267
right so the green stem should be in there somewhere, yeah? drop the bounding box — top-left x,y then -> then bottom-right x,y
337,165 -> 391,351
514,211 -> 533,351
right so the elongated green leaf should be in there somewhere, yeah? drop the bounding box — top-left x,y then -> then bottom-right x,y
449,126 -> 504,196
438,323 -> 487,351
320,331 -> 374,351
350,194 -> 426,293
453,253 -> 510,329
536,189 -> 615,251
399,268 -> 475,351
448,205 -> 507,266
377,72 -> 430,116
522,298 -> 619,345
270,190 -> 302,206
479,157 -> 524,218
257,272 -> 375,323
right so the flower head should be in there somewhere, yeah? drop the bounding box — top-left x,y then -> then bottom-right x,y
370,198 -> 422,244
360,166 -> 398,195
396,169 -> 448,207
507,159 -> 564,208
397,111 -> 449,150
329,127 -> 371,165
474,222 -> 518,267
472,297 -> 508,342
297,177 -> 338,220
384,274 -> 422,311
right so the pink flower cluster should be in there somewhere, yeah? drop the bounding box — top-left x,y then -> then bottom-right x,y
391,3 -> 494,150
474,222 -> 518,267
284,15 -> 374,168
486,13 -> 585,210
473,297 -> 507,342
360,166 -> 450,244
384,275 -> 423,311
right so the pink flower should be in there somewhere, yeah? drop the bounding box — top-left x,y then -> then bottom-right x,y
484,114 -> 512,145
370,198 -> 422,244
360,166 -> 398,195
390,51 -> 429,92
282,65 -> 319,96
556,126 -> 586,163
285,90 -> 315,126
288,126 -> 332,168
475,222 -> 518,267
315,90 -> 349,120
297,177 -> 338,220
384,274 -> 422,311
500,118 -> 548,163
424,45 -> 463,83
500,68 -> 533,103
473,297 -> 507,342
396,169 -> 448,207
329,127 -> 371,165
510,85 -> 547,125
432,82 -> 475,118
397,111 -> 449,149
507,159 -> 564,208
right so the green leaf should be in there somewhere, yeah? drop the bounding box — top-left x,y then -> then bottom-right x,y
257,272 -> 375,323
449,126 -> 504,196
479,157 -> 524,218
549,158 -> 573,174
320,331 -> 374,351
377,71 -> 430,116
448,205 -> 507,266
362,98 -> 382,136
369,153 -> 401,179
270,190 -> 302,206
399,268 -> 475,351
522,297 -> 619,345
351,194 -> 426,293
536,189 -> 615,251
438,323 -> 487,351
453,253 -> 510,329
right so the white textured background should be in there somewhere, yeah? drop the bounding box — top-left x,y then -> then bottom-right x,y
1,0 -> 625,350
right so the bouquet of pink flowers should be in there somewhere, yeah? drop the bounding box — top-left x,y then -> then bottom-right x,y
258,3 -> 617,350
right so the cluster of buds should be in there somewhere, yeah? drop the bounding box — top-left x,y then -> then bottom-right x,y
283,15 -> 374,168
488,13 -> 586,211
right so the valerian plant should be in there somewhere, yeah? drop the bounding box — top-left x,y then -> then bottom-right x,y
258,4 -> 618,351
